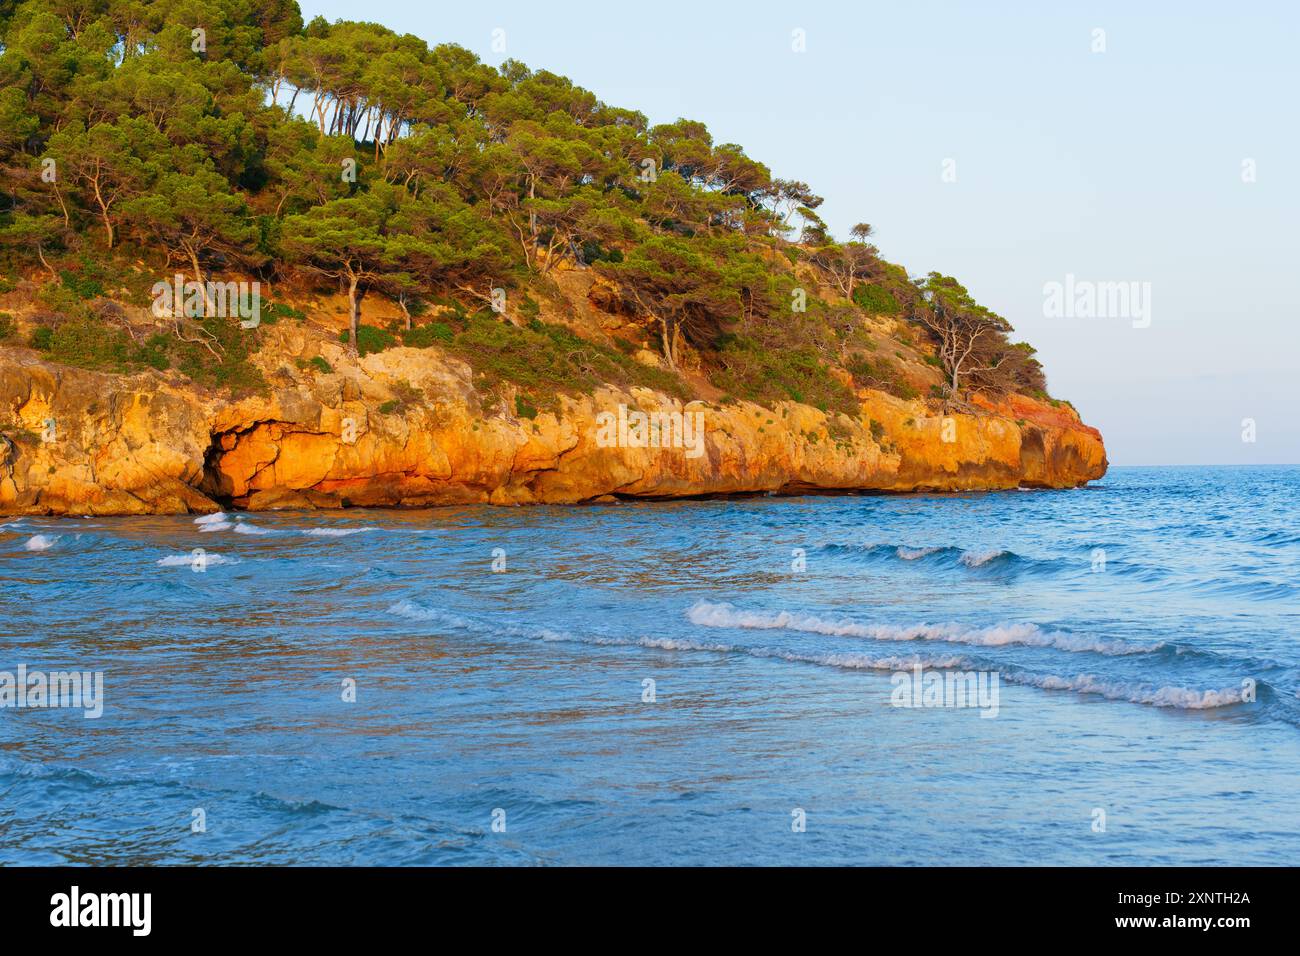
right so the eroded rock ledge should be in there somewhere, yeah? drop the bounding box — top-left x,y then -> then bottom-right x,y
0,344 -> 1107,516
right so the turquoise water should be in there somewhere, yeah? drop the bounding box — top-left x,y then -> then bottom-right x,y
1,465 -> 1297,865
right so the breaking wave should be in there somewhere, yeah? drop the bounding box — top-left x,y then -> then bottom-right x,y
686,601 -> 1161,656
157,552 -> 239,567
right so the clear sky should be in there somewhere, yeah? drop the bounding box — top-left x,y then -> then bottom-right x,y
300,0 -> 1299,465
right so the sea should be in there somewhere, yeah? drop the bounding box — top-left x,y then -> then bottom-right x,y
1,465 -> 1297,865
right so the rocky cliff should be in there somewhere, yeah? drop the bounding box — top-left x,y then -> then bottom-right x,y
0,322 -> 1106,516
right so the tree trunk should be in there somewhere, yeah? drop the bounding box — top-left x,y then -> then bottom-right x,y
95,194 -> 113,248
53,185 -> 71,228
528,177 -> 537,237
658,315 -> 676,370
187,247 -> 211,315
347,275 -> 360,351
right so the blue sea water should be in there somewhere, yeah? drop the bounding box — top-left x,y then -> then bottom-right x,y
1,465 -> 1297,866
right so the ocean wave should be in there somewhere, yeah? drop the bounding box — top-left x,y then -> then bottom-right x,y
385,599 -> 479,631
959,548 -> 1008,568
233,521 -> 273,535
535,627 -> 967,671
386,600 -> 1272,718
1195,578 -> 1299,602
195,512 -> 234,532
539,631 -> 736,653
1248,529 -> 1300,546
896,545 -> 944,560
687,601 -> 1160,656
301,527 -> 378,537
824,543 -> 1042,573
544,619 -> 1253,713
24,534 -> 57,551
1002,672 -> 1245,709
157,552 -> 238,567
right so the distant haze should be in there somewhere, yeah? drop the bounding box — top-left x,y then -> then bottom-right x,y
301,0 -> 1300,465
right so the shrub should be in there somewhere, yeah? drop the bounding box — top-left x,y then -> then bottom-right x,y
59,269 -> 105,300
846,355 -> 919,401
341,324 -> 397,356
262,301 -> 307,325
401,321 -> 454,347
138,333 -> 171,370
29,316 -> 146,372
515,394 -> 538,419
710,334 -> 858,416
0,312 -> 14,341
518,295 -> 541,321
169,316 -> 266,395
309,356 -> 332,373
449,314 -> 688,409
852,283 -> 901,315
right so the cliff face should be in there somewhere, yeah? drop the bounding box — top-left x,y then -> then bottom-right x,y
0,326 -> 1106,515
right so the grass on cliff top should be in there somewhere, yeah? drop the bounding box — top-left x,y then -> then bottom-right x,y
710,333 -> 859,416
26,312 -> 265,394
351,311 -> 690,413
19,274 -> 265,394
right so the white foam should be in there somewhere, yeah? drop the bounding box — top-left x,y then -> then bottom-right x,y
539,631 -> 735,653
24,534 -> 56,551
195,512 -> 234,532
686,601 -> 1159,656
385,600 -> 477,631
960,549 -> 1007,567
1006,673 -> 1244,709
302,527 -> 377,537
897,546 -> 943,560
762,648 -> 967,671
157,553 -> 238,567
232,521 -> 272,535
534,627 -> 965,671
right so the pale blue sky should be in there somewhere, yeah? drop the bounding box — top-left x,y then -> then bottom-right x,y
301,0 -> 1299,465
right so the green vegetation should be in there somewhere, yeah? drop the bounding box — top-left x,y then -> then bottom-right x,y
846,355 -> 919,401
341,324 -> 397,357
0,0 -> 1051,408
449,313 -> 688,412
852,283 -> 901,315
264,301 -> 307,324
514,394 -> 538,420
400,321 -> 454,347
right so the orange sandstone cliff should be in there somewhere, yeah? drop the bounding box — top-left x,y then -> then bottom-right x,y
0,321 -> 1106,516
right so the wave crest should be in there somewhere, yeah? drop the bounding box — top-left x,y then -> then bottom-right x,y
687,601 -> 1160,657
